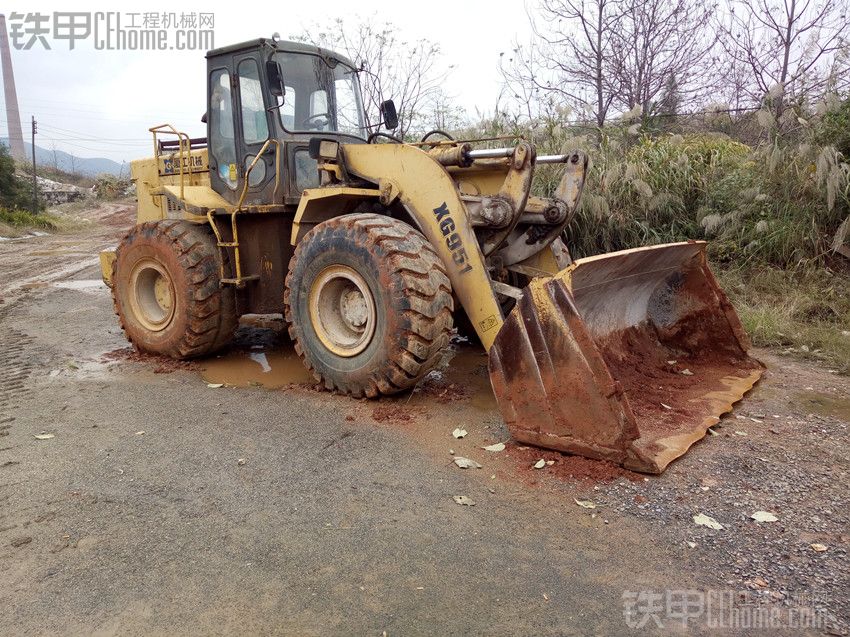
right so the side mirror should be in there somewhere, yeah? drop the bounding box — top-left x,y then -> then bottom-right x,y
380,100 -> 398,131
266,60 -> 285,99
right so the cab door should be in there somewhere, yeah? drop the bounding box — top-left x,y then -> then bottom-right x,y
208,56 -> 276,206
233,55 -> 276,205
208,64 -> 239,201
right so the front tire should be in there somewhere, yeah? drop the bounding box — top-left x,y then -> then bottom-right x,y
112,220 -> 237,359
285,214 -> 453,398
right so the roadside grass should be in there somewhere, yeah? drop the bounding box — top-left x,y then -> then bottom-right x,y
718,266 -> 850,374
0,207 -> 64,232
0,206 -> 92,238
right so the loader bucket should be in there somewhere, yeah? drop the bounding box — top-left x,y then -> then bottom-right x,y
488,241 -> 764,474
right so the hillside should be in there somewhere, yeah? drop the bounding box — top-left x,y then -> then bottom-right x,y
1,139 -> 124,177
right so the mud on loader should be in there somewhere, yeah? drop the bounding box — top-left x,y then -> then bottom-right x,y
101,38 -> 764,474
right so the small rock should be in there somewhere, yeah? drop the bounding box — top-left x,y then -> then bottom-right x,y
749,576 -> 769,589
453,495 -> 476,506
693,513 -> 724,530
533,459 -> 546,469
751,511 -> 778,523
810,543 -> 828,552
680,369 -> 694,376
454,457 -> 482,470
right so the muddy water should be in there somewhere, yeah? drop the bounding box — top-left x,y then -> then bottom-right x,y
440,347 -> 498,412
797,391 -> 850,421
201,348 -> 313,388
198,342 -> 499,412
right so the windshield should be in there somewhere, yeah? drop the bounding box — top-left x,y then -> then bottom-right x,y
273,51 -> 366,138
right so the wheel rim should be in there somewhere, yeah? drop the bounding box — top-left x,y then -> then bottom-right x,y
129,258 -> 176,332
308,265 -> 376,357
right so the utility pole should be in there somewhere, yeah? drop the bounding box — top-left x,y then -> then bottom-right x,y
31,116 -> 37,214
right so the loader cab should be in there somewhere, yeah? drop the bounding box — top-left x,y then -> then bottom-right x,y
205,38 -> 367,207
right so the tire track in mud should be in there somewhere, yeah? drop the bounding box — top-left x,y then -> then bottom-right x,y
0,303 -> 35,439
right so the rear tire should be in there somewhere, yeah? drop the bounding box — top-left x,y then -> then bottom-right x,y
112,220 -> 237,359
285,213 -> 454,397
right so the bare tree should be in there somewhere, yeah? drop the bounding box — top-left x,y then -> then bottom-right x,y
424,88 -> 467,133
611,0 -> 716,122
502,0 -> 623,135
720,0 -> 850,120
502,0 -> 715,135
293,18 -> 449,139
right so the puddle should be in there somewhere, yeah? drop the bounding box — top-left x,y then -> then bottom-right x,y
0,231 -> 49,242
198,342 -> 498,410
52,279 -> 107,291
797,391 -> 850,421
201,349 -> 313,388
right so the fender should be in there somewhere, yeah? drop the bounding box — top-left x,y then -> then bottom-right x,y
342,144 -> 505,348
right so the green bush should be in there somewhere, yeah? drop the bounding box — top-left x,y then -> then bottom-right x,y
814,97 -> 850,159
0,144 -> 40,212
565,132 -> 850,267
0,207 -> 61,230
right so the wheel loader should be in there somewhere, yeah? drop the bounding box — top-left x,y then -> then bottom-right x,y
101,37 -> 764,474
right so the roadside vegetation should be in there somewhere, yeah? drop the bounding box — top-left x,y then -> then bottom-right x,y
450,103 -> 850,371
0,145 -> 85,236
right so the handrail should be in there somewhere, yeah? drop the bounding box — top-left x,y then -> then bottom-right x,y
149,123 -> 193,200
236,138 -> 281,210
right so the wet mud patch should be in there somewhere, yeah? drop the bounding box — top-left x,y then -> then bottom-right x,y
504,443 -> 644,486
796,390 -> 850,421
370,404 -> 423,424
101,347 -> 200,374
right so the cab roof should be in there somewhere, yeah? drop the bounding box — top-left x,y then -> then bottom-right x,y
206,38 -> 358,70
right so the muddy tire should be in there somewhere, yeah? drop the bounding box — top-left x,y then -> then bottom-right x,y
285,213 -> 453,397
112,220 -> 237,359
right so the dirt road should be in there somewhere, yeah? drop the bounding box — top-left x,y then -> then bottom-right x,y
0,202 -> 847,636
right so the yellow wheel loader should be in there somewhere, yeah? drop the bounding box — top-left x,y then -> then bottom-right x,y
102,37 -> 764,473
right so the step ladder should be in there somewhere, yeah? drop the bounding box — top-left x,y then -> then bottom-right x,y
206,139 -> 281,288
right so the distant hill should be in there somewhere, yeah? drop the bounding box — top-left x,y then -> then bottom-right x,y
1,139 -> 124,177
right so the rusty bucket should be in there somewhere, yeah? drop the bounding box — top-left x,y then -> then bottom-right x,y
488,241 -> 764,474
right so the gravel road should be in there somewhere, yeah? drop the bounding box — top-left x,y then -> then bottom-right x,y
0,202 -> 846,636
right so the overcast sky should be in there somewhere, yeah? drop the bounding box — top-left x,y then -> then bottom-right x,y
1,0 -> 533,163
